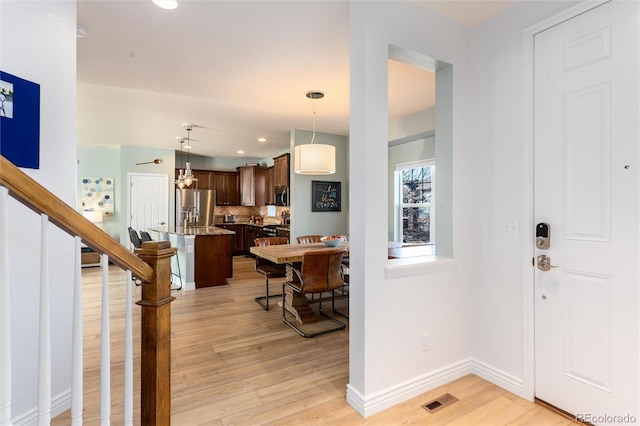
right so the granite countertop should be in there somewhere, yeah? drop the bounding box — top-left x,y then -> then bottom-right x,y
149,226 -> 235,236
217,222 -> 290,230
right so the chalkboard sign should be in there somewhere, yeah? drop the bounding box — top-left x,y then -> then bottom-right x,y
312,181 -> 341,212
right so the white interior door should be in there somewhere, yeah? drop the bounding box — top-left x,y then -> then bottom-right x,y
534,1 -> 639,421
129,173 -> 169,243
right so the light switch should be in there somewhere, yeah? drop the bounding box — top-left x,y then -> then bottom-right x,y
503,219 -> 520,236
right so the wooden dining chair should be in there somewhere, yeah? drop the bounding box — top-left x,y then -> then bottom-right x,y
254,237 -> 289,311
282,249 -> 346,338
296,235 -> 323,244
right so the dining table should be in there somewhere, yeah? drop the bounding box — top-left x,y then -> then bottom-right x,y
250,241 -> 350,324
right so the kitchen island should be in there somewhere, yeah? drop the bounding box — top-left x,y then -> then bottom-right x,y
149,226 -> 235,290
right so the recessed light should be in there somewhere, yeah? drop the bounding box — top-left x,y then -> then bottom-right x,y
77,25 -> 87,39
257,137 -> 267,143
153,0 -> 178,10
237,150 -> 245,154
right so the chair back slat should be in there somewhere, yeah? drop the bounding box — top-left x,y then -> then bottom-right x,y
296,235 -> 323,244
255,237 -> 289,246
300,250 -> 344,293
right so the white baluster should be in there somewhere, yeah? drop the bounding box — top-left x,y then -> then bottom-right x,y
38,214 -> 51,425
124,271 -> 133,426
71,236 -> 83,426
100,254 -> 110,426
0,187 -> 12,425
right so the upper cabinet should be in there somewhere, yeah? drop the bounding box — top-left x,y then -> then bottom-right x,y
265,166 -> 275,205
212,171 -> 239,206
273,153 -> 290,188
237,165 -> 267,206
193,170 -> 212,189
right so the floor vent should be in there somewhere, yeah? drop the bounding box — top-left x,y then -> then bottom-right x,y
422,393 -> 459,413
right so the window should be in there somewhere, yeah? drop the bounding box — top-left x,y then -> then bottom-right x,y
395,159 -> 434,244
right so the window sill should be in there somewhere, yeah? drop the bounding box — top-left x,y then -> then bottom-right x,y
385,255 -> 457,279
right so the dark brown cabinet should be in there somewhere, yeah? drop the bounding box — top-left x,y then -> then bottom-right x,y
235,224 -> 246,254
237,165 -> 267,206
244,225 -> 264,254
265,166 -> 274,205
193,170 -> 212,189
276,227 -> 290,242
194,234 -> 233,287
273,153 -> 290,188
213,171 -> 239,206
217,224 -> 240,254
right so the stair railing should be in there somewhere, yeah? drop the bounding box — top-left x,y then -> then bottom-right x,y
0,155 -> 175,425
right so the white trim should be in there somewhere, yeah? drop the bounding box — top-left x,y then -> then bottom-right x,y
394,158 -> 435,171
12,389 -> 70,426
385,256 -> 457,278
346,357 -> 530,418
346,358 -> 473,417
471,360 -> 526,398
521,0 -> 611,402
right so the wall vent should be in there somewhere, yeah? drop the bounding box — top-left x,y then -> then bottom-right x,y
421,393 -> 459,413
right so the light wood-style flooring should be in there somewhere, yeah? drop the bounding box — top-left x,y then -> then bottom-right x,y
52,256 -> 577,425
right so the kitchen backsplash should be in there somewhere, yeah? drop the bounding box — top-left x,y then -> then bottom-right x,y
215,205 -> 289,225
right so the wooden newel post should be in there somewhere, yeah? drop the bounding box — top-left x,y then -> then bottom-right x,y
135,240 -> 177,426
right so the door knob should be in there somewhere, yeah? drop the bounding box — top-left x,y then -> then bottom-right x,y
537,255 -> 559,271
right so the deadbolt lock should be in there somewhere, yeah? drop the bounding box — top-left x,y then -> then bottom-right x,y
536,222 -> 551,250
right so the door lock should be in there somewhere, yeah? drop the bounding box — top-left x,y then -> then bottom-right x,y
537,255 -> 559,271
536,222 -> 551,249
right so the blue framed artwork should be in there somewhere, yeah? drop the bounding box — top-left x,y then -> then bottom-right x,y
0,71 -> 40,169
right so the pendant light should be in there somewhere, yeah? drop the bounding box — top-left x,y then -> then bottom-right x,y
182,123 -> 197,187
174,137 -> 186,188
294,90 -> 335,175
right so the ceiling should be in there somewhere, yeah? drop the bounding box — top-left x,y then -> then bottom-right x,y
76,0 -> 513,160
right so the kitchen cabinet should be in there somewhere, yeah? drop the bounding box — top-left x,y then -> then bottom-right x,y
193,170 -> 212,189
174,169 -> 212,190
244,225 -> 264,254
276,227 -> 290,242
273,153 -> 290,188
217,224 -> 239,254
194,234 -> 233,287
237,165 -> 266,206
265,166 -> 274,205
213,171 -> 239,206
235,224 -> 246,254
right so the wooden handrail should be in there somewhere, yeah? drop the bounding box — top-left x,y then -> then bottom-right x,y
0,156 -> 154,283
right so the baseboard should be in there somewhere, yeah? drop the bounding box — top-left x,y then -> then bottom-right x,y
345,358 -> 529,418
470,359 -> 526,398
183,280 -> 196,291
346,358 -> 473,417
12,389 -> 70,425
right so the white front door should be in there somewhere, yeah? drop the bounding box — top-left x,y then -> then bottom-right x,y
129,173 -> 169,243
534,1 -> 638,421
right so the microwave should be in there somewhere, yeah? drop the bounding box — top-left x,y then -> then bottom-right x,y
274,186 -> 289,206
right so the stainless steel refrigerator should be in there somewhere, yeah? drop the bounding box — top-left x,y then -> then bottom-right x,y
176,189 -> 216,227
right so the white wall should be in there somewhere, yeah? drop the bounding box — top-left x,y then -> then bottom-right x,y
348,1 -> 473,416
1,0 -> 77,421
468,0 -> 581,397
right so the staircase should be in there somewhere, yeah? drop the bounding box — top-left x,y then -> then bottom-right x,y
0,155 -> 175,425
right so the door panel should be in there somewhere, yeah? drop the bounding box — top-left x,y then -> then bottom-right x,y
129,173 -> 169,242
534,1 -> 638,420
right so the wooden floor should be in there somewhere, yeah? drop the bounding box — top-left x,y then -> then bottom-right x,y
52,256 -> 576,425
